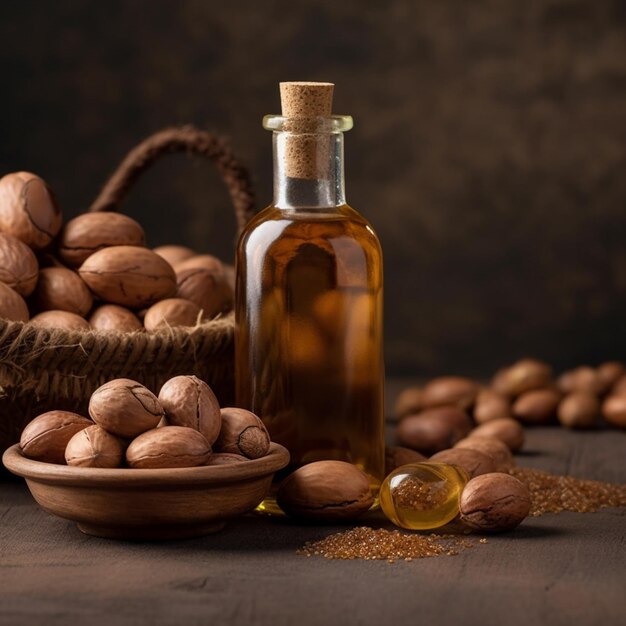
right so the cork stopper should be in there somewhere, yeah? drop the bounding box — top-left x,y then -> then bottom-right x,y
280,82 -> 334,118
278,82 -> 335,180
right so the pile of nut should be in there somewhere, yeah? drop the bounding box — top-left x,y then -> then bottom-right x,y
0,171 -> 233,331
19,375 -> 271,469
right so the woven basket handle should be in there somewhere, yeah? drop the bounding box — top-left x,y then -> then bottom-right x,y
88,126 -> 256,235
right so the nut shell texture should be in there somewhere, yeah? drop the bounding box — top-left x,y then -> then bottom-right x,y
65,424 -> 125,468
429,448 -> 497,478
35,267 -> 93,316
460,473 -> 531,532
158,375 -> 221,444
277,460 -> 373,520
216,408 -> 270,459
144,298 -> 201,331
89,378 -> 164,438
58,213 -> 146,267
126,426 -> 212,469
20,410 -> 92,464
89,304 -> 143,332
30,310 -> 90,330
79,246 -> 176,308
0,232 -> 39,296
0,282 -> 29,322
0,171 -> 62,249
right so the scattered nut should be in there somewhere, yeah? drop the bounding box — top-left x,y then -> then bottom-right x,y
429,448 -> 497,478
608,373 -> 626,396
158,375 -> 221,444
79,245 -> 177,308
469,417 -> 525,452
34,267 -> 93,317
385,445 -> 427,476
215,408 -> 270,459
143,298 -> 202,331
473,389 -> 511,424
395,406 -> 472,455
513,388 -> 561,424
596,361 -> 625,395
602,395 -> 626,429
491,359 -> 552,398
460,473 -> 531,532
0,171 -> 62,249
420,376 -> 478,410
0,282 -> 30,322
454,436 -> 514,472
557,366 -> 601,395
30,310 -> 90,330
65,424 -> 125,468
558,392 -> 600,429
277,460 -> 373,521
393,386 -> 423,419
20,410 -> 92,464
89,378 -> 164,438
58,213 -> 146,267
89,304 -> 143,332
0,233 -> 39,296
153,245 -> 196,267
126,425 -> 212,469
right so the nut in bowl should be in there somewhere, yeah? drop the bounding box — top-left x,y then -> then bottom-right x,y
2,441 -> 289,540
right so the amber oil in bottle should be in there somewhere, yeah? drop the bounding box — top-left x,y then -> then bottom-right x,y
235,82 -> 384,513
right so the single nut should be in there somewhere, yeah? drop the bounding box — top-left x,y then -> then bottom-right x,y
126,426 -> 211,469
0,282 -> 29,322
175,255 -> 233,318
473,389 -> 511,424
215,408 -> 270,459
611,374 -> 626,396
513,388 -> 561,424
557,366 -> 601,395
460,473 -> 531,532
153,245 -> 196,267
385,445 -> 427,476
34,267 -> 93,317
602,395 -> 626,429
596,361 -> 625,395
395,407 -> 472,455
89,304 -> 143,332
89,378 -> 164,438
558,392 -> 600,429
0,232 -> 39,296
207,452 -> 248,466
58,213 -> 146,267
454,436 -> 514,472
20,410 -> 92,464
429,448 -> 497,478
492,359 -> 553,398
79,245 -> 177,308
420,376 -> 478,410
65,424 -> 125,468
277,460 -> 373,521
30,310 -> 90,330
158,375 -> 221,444
469,417 -> 525,452
393,386 -> 423,419
143,298 -> 202,331
0,171 -> 62,249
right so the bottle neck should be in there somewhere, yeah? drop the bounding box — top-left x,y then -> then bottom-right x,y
272,131 -> 346,209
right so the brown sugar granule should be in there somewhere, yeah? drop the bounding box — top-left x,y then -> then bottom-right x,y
511,467 -> 626,516
297,526 -> 476,563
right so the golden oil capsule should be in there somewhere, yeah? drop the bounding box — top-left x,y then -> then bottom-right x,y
380,462 -> 469,530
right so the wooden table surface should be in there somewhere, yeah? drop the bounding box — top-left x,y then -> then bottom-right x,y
1,382 -> 625,626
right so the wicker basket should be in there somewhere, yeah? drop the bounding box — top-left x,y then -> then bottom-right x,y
0,126 -> 256,452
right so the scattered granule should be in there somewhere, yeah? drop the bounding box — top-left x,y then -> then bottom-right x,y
297,526 -> 476,562
511,467 -> 626,516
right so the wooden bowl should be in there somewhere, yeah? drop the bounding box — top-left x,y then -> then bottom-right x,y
2,442 -> 289,540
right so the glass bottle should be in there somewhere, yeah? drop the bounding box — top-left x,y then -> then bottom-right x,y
235,82 -> 384,513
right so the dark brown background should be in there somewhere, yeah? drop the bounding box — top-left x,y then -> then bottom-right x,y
0,0 -> 624,377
